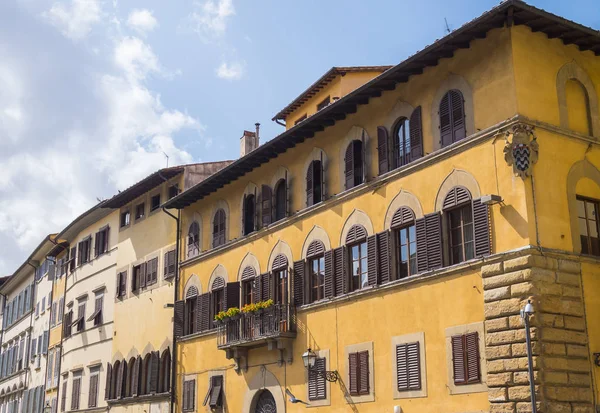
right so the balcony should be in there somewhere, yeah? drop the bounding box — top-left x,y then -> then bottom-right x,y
216,304 -> 296,371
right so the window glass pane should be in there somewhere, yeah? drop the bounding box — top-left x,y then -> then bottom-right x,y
361,258 -> 368,273
452,247 -> 461,264
360,242 -> 367,257
590,221 -> 599,238
352,261 -> 359,277
580,218 -> 589,236
581,235 -> 590,254
401,245 -> 408,262
361,272 -> 368,288
399,228 -> 407,245
592,238 -> 600,256
463,223 -> 474,242
577,199 -> 586,218
449,210 -> 460,228
587,201 -> 597,220
352,245 -> 359,260
451,228 -> 463,245
464,242 -> 474,260
409,225 -> 416,241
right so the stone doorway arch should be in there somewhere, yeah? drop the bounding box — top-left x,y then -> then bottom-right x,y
252,390 -> 277,413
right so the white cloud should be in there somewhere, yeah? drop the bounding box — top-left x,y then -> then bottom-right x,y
114,36 -> 160,81
0,64 -> 26,144
127,9 -> 158,34
44,0 -> 102,41
187,0 -> 235,41
216,60 -> 245,81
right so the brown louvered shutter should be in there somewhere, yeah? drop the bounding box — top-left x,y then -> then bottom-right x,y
261,185 -> 273,226
140,262 -> 147,288
94,234 -> 100,258
466,332 -> 481,383
260,273 -> 271,301
409,106 -> 423,161
397,342 -> 421,391
345,225 -> 367,244
306,162 -> 314,207
132,357 -> 141,396
225,282 -> 240,309
307,241 -> 325,257
443,186 -> 472,209
70,246 -> 77,272
391,207 -> 416,229
174,300 -> 184,338
88,374 -> 98,407
195,293 -> 209,332
105,363 -> 112,400
377,126 -> 390,175
344,142 -> 354,190
472,199 -> 491,257
348,352 -> 358,395
62,380 -> 68,410
415,212 -> 443,273
440,92 -> 453,148
358,351 -> 370,395
293,260 -> 305,306
367,235 -> 378,286
451,90 -> 466,141
117,362 -> 125,398
149,351 -> 159,393
324,250 -> 335,298
308,357 -> 326,401
451,335 -> 466,385
72,377 -> 81,409
120,272 -> 127,297
377,231 -> 391,284
333,247 -> 346,296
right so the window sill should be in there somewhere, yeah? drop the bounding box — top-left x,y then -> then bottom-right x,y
107,392 -> 170,405
178,328 -> 217,342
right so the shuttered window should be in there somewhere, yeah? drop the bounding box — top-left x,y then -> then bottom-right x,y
577,196 -> 600,256
349,241 -> 368,292
451,332 -> 481,385
377,126 -> 390,175
212,209 -> 226,247
440,90 -> 466,147
116,271 -> 127,298
88,368 -> 99,408
61,380 -> 67,411
69,246 -> 77,272
348,351 -> 369,396
243,193 -> 257,235
146,257 -> 158,285
182,379 -> 196,412
211,286 -> 225,329
396,224 -> 417,279
164,250 -> 176,278
274,179 -> 287,222
396,342 -> 421,391
309,256 -> 325,303
203,375 -> 223,408
187,222 -> 200,258
241,267 -> 256,306
344,139 -> 365,190
448,204 -> 474,264
71,375 -> 81,410
184,292 -> 197,336
308,357 -> 326,401
87,294 -> 103,326
94,225 -> 110,257
274,269 -> 288,305
306,159 -> 323,207
261,184 -> 273,226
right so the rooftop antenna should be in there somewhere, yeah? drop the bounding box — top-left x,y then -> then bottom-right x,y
163,152 -> 169,168
444,18 -> 451,33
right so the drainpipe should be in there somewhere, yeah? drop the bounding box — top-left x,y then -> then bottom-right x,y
275,119 -> 286,127
162,206 -> 181,413
25,262 -> 38,391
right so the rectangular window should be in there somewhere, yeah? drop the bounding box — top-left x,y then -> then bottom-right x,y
88,367 -> 100,408
146,257 -> 158,285
308,357 -> 326,401
182,379 -> 196,412
212,290 -> 224,328
41,297 -> 46,313
78,236 -> 92,265
203,375 -> 223,408
396,225 -> 417,279
274,269 -> 288,305
132,264 -> 142,291
316,96 -> 331,111
87,294 -> 103,327
53,348 -> 61,387
58,297 -> 64,323
61,379 -> 67,412
51,302 -> 57,326
577,197 -> 600,256
47,350 -> 54,387
242,280 -> 253,306
63,310 -> 73,338
164,250 -> 176,278
135,203 -> 145,220
294,113 -> 307,125
117,271 -> 127,297
120,209 -> 131,228
150,194 -> 161,212
348,351 -> 369,396
69,246 -> 77,272
349,242 -> 368,291
185,296 -> 197,335
396,342 -> 421,391
451,332 -> 481,385
71,373 -> 82,410
76,301 -> 86,332
95,226 -> 109,257
448,205 -> 474,265
168,184 -> 179,199
309,257 -> 325,302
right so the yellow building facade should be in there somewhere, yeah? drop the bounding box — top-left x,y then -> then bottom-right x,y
164,2 -> 600,413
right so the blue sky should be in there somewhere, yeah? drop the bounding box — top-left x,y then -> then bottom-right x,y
0,0 -> 598,275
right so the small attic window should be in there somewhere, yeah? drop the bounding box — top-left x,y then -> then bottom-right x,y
317,96 -> 331,111
295,114 -> 307,125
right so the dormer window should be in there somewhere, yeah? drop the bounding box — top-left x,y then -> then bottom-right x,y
317,96 -> 331,111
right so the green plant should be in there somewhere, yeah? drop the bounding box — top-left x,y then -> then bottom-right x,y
225,307 -> 240,317
241,303 -> 258,313
213,310 -> 228,321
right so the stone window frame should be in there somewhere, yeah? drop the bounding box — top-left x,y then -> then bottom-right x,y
182,374 -> 197,412
567,159 -> 600,254
344,341 -> 375,404
444,321 -> 487,395
305,349 -> 331,408
210,199 -> 230,248
339,209 -> 374,247
391,332 -> 427,399
301,226 -> 331,260
556,61 -> 599,138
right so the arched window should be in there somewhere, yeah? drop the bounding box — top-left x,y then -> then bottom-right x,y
184,286 -> 198,335
125,357 -> 136,397
566,79 -> 592,135
132,356 -> 142,397
243,193 -> 256,235
241,266 -> 256,306
261,185 -> 273,227
577,196 -> 600,256
307,241 -> 325,302
158,349 -> 171,394
111,360 -> 120,400
307,160 -> 323,207
212,209 -> 226,248
274,179 -> 287,222
390,106 -> 423,169
391,207 -> 417,279
115,360 -> 127,399
440,90 -> 466,147
211,278 -> 225,328
443,187 -> 474,264
141,354 -> 151,395
272,254 -> 288,305
187,221 -> 200,258
344,140 -> 364,190
345,225 -> 368,291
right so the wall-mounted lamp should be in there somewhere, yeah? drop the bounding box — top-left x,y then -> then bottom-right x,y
302,348 -> 339,382
43,401 -> 52,413
481,194 -> 503,206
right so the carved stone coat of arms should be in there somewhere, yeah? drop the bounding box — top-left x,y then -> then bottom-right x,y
504,124 -> 539,178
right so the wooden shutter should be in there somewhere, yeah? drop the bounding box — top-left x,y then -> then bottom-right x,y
451,90 -> 466,141
132,357 -> 141,396
165,250 -> 176,278
22,390 -> 29,412
348,352 -> 358,395
358,350 -> 369,395
61,381 -> 68,410
260,273 -> 271,301
409,106 -> 424,161
321,152 -> 327,201
344,142 -> 354,190
307,241 -> 325,257
174,300 -> 184,338
254,188 -> 259,231
451,335 -> 466,385
71,377 -> 81,409
377,231 -> 391,284
472,199 -> 491,257
306,162 -> 314,207
440,92 -> 453,147
308,357 -> 326,401
293,260 -> 305,306
285,171 -> 290,218
396,342 -> 421,391
149,351 -> 159,393
333,247 -> 345,296
360,131 -> 366,184
443,186 -> 472,209
377,126 -> 390,175
415,212 -> 443,273
116,362 -> 125,398
140,262 -> 147,288
324,250 -> 334,298
345,225 -> 367,244
391,207 -> 415,229
261,185 -> 273,226
88,374 -> 98,407
225,282 -> 240,310
367,235 -> 378,286
466,332 -> 481,383
198,293 -> 211,332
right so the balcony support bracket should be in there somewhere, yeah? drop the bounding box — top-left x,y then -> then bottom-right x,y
225,348 -> 248,373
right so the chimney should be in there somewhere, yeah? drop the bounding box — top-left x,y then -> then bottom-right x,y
240,124 -> 260,157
